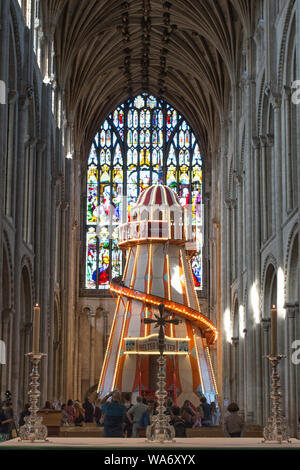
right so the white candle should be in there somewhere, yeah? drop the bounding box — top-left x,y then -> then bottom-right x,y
33,303 -> 40,353
270,305 -> 277,356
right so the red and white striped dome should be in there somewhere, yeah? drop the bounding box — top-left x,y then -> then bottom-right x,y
136,184 -> 181,208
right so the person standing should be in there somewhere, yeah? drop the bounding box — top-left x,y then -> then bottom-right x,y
61,404 -> 69,426
66,399 -> 75,424
128,396 -> 148,437
169,406 -> 186,437
223,402 -> 245,437
19,403 -> 30,427
210,401 -> 220,426
83,395 -> 94,423
94,399 -> 103,426
74,401 -> 85,426
138,400 -> 156,430
101,391 -> 127,437
180,400 -> 195,428
199,396 -> 211,427
122,393 -> 133,437
0,402 -> 14,442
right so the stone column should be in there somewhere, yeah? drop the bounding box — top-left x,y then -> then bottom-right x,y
39,83 -> 52,405
238,326 -> 245,413
252,136 -> 263,424
47,177 -> 58,401
103,310 -> 109,359
0,0 -> 9,351
284,302 -> 298,436
261,318 -> 271,424
283,86 -> 292,213
89,311 -> 96,388
225,199 -> 232,288
11,92 -> 30,413
34,141 -> 46,303
220,135 -> 230,407
259,135 -> 268,243
251,137 -> 261,276
234,170 -> 245,412
270,92 -> 283,256
1,308 -> 13,395
231,337 -> 239,402
244,65 -> 257,422
60,200 -> 69,399
231,199 -> 237,281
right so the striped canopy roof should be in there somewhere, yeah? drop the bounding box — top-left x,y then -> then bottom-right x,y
136,185 -> 182,208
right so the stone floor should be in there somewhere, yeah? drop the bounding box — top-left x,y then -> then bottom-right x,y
0,437 -> 299,449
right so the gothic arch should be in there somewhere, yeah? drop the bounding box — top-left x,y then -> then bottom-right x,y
19,262 -> 33,405
232,294 -> 239,338
239,124 -> 245,169
285,224 -> 298,303
8,18 -> 18,91
20,254 -> 35,305
9,1 -> 22,91
261,254 -> 278,319
257,72 -> 265,135
2,232 -> 13,310
262,262 -> 277,320
278,0 -> 296,89
282,9 -> 296,87
282,11 -> 298,212
53,294 -> 63,400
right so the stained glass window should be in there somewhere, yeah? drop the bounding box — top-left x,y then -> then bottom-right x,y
85,93 -> 203,290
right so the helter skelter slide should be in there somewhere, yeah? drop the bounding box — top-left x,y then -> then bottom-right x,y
97,184 -> 218,405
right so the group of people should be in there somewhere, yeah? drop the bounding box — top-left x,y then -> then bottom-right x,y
98,392 -> 229,438
0,397 -> 15,442
36,395 -> 104,427
0,390 -> 245,441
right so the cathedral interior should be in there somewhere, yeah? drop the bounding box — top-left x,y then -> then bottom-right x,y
0,0 -> 299,437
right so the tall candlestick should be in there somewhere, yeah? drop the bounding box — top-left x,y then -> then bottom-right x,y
270,305 -> 277,356
33,303 -> 40,353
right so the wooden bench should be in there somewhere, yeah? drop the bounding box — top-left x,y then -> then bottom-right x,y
37,410 -> 62,437
59,424 -> 104,438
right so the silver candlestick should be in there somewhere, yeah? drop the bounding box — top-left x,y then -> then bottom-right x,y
262,354 -> 291,444
19,352 -> 48,442
143,304 -> 180,443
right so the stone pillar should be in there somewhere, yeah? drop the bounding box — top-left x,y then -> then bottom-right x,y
231,337 -> 239,402
39,83 -> 53,405
251,137 -> 261,276
60,200 -> 69,399
103,310 -> 109,359
0,308 -> 13,395
11,92 -> 30,413
252,136 -> 263,424
238,327 -> 245,414
47,177 -> 58,401
34,141 -> 46,303
0,0 -> 10,345
283,86 -> 293,213
259,135 -> 268,243
285,302 -> 298,436
231,199 -> 237,281
243,63 -> 257,422
261,318 -> 271,424
270,92 -> 283,258
220,135 -> 230,407
89,311 -> 96,388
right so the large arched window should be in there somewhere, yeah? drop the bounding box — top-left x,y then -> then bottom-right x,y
85,93 -> 203,291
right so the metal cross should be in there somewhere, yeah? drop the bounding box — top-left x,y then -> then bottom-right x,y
143,303 -> 181,355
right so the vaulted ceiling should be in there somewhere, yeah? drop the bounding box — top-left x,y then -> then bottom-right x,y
41,0 -> 255,160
